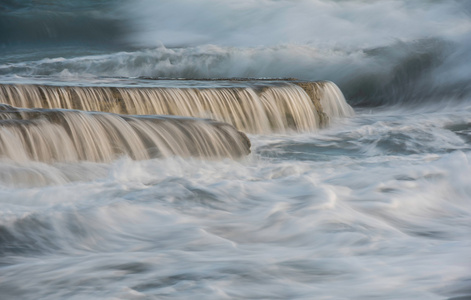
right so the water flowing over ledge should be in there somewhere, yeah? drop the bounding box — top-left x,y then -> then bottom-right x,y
0,105 -> 250,163
0,81 -> 354,134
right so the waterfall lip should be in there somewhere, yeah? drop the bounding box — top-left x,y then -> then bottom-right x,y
0,77 -> 311,89
0,79 -> 338,93
0,104 -> 251,130
0,78 -> 337,88
0,104 -> 212,121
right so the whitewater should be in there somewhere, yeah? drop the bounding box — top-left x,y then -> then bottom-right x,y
0,0 -> 470,299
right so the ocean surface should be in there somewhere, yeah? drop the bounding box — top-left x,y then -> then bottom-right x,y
1,0 -> 471,299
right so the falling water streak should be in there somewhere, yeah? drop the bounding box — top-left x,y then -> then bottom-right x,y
0,105 -> 250,163
0,81 -> 353,134
318,82 -> 355,118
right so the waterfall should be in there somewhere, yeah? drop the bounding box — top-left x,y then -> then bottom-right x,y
0,81 -> 353,133
0,105 -> 250,163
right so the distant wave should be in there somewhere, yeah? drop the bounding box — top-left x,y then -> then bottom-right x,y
1,40 -> 469,106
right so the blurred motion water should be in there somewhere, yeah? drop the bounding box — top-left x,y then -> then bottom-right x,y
0,0 -> 470,299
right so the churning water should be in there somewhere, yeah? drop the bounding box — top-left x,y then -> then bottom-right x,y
1,0 -> 471,299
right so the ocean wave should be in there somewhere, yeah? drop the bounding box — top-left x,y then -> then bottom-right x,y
1,40 -> 470,106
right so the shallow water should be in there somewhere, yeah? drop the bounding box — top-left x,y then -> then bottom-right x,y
1,107 -> 470,299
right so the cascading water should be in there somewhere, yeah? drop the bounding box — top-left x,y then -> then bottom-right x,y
0,81 -> 353,133
0,105 -> 250,162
